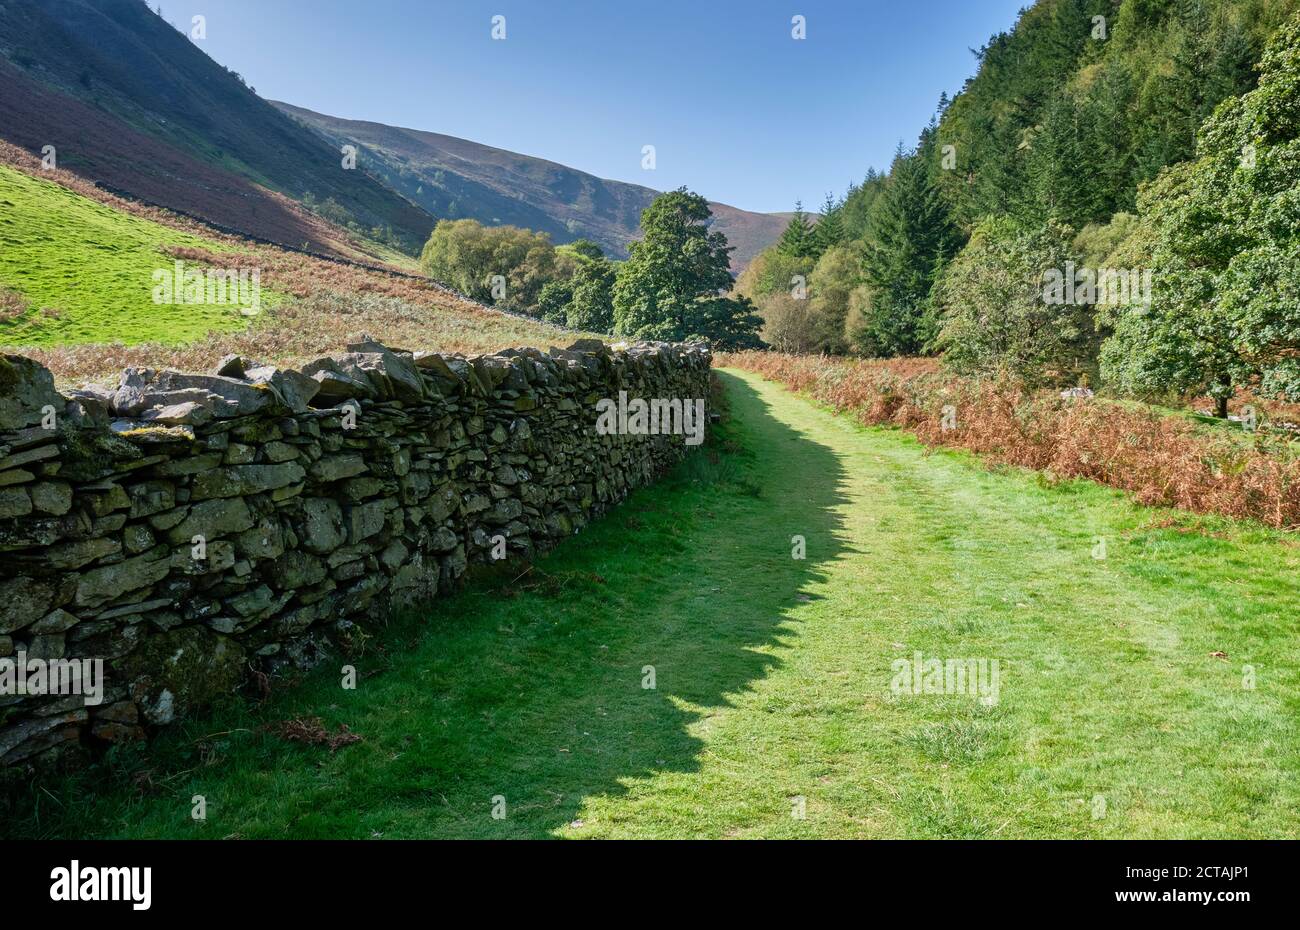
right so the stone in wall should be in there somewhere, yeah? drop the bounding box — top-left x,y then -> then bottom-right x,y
0,338 -> 711,769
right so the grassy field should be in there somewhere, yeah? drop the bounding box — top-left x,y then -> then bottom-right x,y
6,370 -> 1298,839
0,164 -> 282,346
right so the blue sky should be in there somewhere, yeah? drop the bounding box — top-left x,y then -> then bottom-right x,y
175,0 -> 1027,213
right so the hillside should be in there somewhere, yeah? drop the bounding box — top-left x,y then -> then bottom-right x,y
0,0 -> 435,256
275,102 -> 789,269
0,161 -> 278,346
935,0 -> 1300,230
0,0 -> 784,271
0,145 -> 577,381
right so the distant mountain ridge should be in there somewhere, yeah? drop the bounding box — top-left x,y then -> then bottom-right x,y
274,103 -> 789,268
0,0 -> 787,272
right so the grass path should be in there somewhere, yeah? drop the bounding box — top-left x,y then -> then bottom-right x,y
9,370 -> 1300,838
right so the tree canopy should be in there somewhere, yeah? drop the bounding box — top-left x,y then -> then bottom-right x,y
1102,12 -> 1300,412
777,201 -> 817,259
742,0 -> 1300,409
419,219 -> 574,315
612,188 -> 762,348
855,132 -> 961,356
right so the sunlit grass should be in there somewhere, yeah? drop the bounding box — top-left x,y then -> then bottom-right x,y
0,164 -> 280,346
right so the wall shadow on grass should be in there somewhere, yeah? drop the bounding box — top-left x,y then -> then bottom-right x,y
4,371 -> 850,839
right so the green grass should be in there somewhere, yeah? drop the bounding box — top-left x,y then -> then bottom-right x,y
0,164 -> 279,346
6,370 -> 1299,838
359,241 -> 422,272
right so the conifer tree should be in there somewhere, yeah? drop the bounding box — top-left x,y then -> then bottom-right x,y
855,135 -> 962,355
812,192 -> 845,256
777,201 -> 816,258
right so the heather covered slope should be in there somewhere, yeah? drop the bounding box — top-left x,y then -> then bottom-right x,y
276,102 -> 789,268
0,0 -> 435,255
0,59 -> 358,260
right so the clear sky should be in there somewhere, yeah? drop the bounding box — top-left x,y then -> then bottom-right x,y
172,0 -> 1027,214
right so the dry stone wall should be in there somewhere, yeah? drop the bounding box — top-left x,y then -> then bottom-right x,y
0,338 -> 711,768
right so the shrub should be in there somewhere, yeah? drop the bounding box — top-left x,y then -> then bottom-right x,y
757,293 -> 818,354
931,217 -> 1093,387
419,219 -> 571,314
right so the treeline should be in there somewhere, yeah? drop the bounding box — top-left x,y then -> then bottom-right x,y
742,0 -> 1300,414
419,190 -> 762,349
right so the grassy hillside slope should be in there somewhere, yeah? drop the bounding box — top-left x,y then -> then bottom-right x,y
0,59 -> 370,261
0,155 -> 580,381
0,163 -> 276,346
